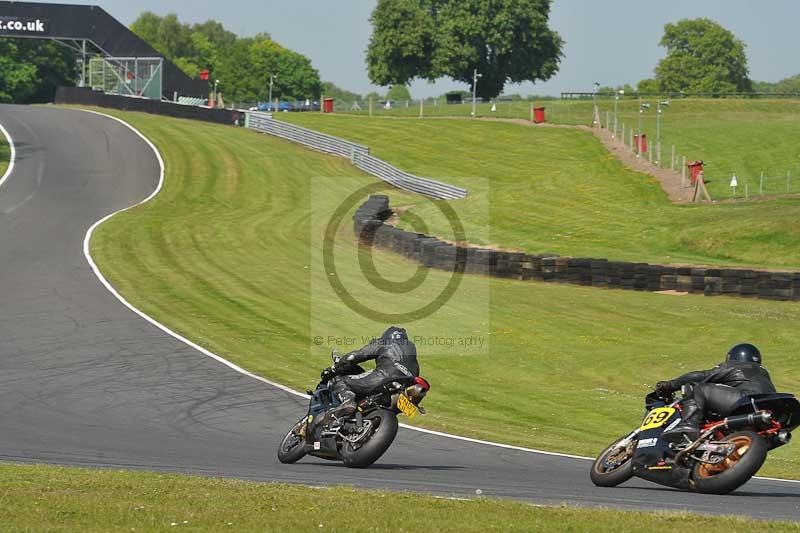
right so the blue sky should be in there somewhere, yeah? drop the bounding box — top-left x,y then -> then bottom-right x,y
23,0 -> 800,97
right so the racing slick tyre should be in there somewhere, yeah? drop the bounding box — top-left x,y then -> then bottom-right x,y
590,435 -> 636,487
691,431 -> 768,495
277,417 -> 308,464
341,408 -> 398,468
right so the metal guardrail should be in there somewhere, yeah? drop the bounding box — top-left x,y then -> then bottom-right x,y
245,112 -> 468,200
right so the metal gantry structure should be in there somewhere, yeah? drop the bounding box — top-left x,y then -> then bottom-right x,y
0,1 -> 207,99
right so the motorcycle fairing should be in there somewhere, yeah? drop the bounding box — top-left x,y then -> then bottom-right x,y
631,406 -> 690,489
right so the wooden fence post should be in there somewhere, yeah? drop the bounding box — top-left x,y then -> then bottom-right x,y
682,156 -> 687,187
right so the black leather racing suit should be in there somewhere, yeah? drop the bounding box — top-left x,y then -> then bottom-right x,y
666,361 -> 776,416
332,336 -> 420,404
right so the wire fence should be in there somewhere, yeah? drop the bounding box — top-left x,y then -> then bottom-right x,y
328,97 -> 593,125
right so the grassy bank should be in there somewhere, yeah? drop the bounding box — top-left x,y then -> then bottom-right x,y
84,109 -> 799,478
601,99 -> 800,199
1,463 -> 796,532
280,112 -> 800,270
337,98 -> 800,199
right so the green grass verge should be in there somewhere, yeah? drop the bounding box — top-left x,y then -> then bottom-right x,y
279,112 -> 800,270
1,463 -> 796,532
0,130 -> 9,177
83,109 -> 800,479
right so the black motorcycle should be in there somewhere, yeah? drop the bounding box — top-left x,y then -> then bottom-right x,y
277,354 -> 431,468
591,389 -> 799,494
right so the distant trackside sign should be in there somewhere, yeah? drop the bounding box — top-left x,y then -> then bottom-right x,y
0,17 -> 49,35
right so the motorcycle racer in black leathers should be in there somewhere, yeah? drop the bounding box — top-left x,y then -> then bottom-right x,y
656,343 -> 776,442
323,326 -> 420,421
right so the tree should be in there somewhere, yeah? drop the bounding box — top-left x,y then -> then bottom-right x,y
129,12 -> 163,54
597,83 -> 635,95
637,78 -> 660,94
130,13 -> 321,102
214,35 -> 321,102
131,13 -> 239,77
366,0 -> 563,99
321,82 -> 362,102
131,12 -> 196,74
271,48 -> 322,100
213,38 -> 253,99
655,18 -> 752,94
751,80 -> 776,93
751,74 -> 800,94
774,74 -> 800,94
191,20 -> 237,50
386,84 -> 411,101
0,38 -> 75,103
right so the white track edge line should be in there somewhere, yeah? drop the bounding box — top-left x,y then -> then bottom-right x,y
75,109 -> 800,485
397,423 -> 590,460
0,121 -> 17,189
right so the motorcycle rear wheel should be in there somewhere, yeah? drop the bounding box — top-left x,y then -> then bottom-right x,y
341,408 -> 398,468
691,431 -> 767,495
277,418 -> 308,464
590,435 -> 636,487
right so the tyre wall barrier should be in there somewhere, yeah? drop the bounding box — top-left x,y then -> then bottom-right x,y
55,87 -> 243,126
355,196 -> 800,302
245,112 -> 468,201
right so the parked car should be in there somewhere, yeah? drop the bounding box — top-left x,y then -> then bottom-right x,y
254,101 -> 295,112
296,100 -> 320,112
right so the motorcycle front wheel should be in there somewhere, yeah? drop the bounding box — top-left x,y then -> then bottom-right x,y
590,434 -> 636,487
277,417 -> 308,464
341,408 -> 398,468
691,431 -> 767,494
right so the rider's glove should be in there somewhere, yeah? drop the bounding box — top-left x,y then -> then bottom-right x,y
655,380 -> 674,395
333,353 -> 355,371
320,366 -> 337,381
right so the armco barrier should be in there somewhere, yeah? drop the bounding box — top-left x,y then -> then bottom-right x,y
55,87 -> 242,126
245,112 -> 468,200
355,196 -> 800,302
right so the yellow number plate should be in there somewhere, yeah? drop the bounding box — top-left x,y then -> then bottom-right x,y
397,394 -> 419,418
640,407 -> 676,431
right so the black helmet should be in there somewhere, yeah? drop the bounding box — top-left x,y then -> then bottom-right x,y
726,343 -> 762,364
381,326 -> 407,343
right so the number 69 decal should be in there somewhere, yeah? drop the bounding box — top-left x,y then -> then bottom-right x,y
640,407 -> 676,430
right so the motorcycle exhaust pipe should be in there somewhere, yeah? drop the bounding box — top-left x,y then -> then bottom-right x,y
718,411 -> 772,431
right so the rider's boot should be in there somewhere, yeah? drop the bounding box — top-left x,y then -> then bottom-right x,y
331,400 -> 357,419
323,390 -> 357,427
662,399 -> 702,442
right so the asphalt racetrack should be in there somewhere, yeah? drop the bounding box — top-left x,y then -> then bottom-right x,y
0,104 -> 798,520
